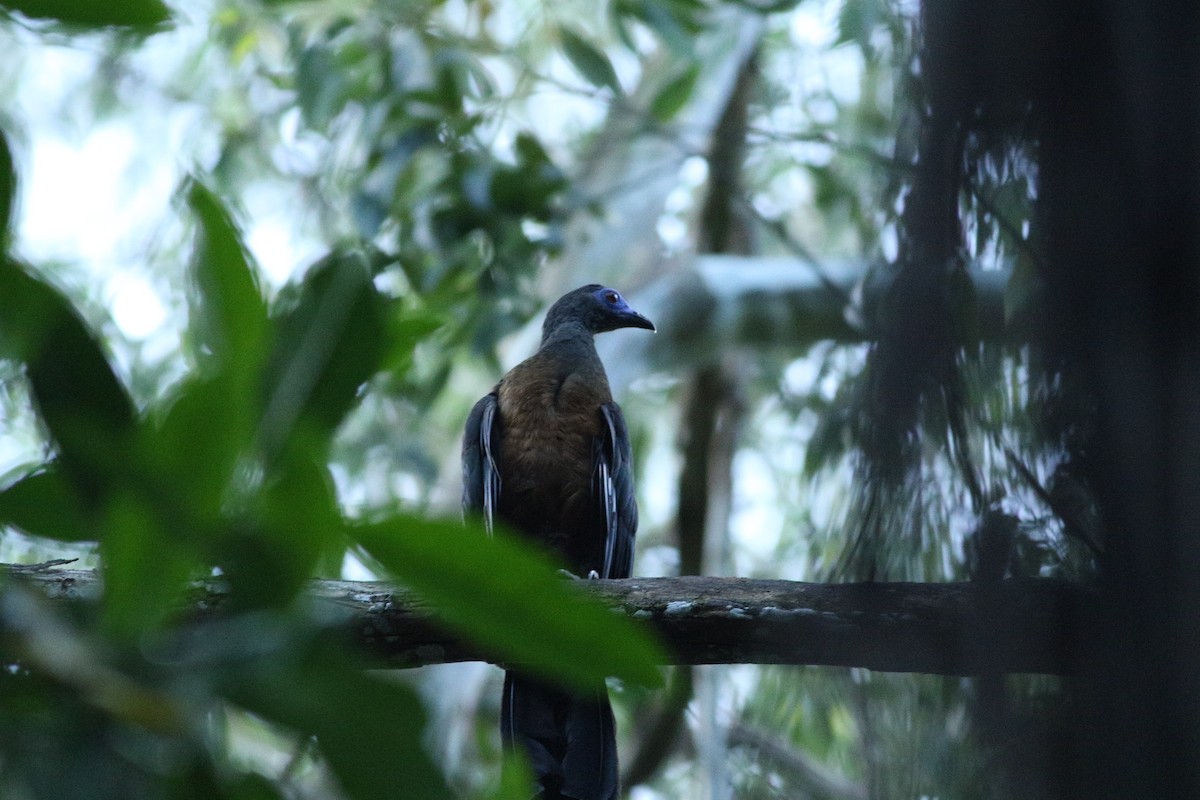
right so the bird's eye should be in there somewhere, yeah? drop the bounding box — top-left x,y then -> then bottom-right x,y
604,291 -> 619,304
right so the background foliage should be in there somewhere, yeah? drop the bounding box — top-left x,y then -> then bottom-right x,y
0,0 -> 1131,798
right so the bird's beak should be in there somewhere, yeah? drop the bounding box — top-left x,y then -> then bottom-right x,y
625,310 -> 656,332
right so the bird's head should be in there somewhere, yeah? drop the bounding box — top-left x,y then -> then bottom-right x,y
542,284 -> 657,340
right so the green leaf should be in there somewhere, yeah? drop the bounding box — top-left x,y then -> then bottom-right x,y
432,47 -> 472,113
261,249 -> 388,462
227,643 -> 448,800
143,182 -> 273,523
650,64 -> 700,122
186,180 -> 271,398
835,0 -> 880,52
0,466 -> 96,542
147,402 -> 342,609
1,0 -> 171,28
559,26 -> 622,95
143,375 -> 245,521
609,3 -> 638,52
0,258 -> 137,502
381,311 -> 444,377
100,491 -> 194,638
483,753 -> 536,800
729,0 -> 803,12
297,44 -> 347,128
352,517 -> 665,690
0,129 -> 14,253
487,132 -> 566,220
633,0 -> 693,56
463,53 -> 497,100
225,773 -> 286,800
223,450 -> 341,607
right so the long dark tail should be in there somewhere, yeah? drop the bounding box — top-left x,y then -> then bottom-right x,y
501,671 -> 618,800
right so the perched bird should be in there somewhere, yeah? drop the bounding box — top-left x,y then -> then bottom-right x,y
462,284 -> 655,800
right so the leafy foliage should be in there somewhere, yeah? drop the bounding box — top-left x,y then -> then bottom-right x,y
0,128 -> 658,796
0,0 -> 1099,798
355,518 -> 664,690
0,0 -> 169,29
560,25 -> 624,95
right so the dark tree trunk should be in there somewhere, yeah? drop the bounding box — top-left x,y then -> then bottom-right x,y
1035,4 -> 1200,798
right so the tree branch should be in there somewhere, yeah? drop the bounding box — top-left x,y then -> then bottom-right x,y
18,570 -> 1088,677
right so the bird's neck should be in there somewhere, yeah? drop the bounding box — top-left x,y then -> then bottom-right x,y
535,324 -> 608,390
539,320 -> 595,350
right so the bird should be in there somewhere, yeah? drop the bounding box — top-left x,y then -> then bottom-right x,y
462,284 -> 655,800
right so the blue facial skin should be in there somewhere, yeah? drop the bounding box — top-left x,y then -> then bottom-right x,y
591,287 -> 656,332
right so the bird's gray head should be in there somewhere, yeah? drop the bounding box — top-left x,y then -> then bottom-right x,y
542,284 -> 656,341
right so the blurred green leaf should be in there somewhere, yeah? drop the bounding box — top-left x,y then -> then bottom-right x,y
0,128 -> 13,253
0,585 -> 206,796
297,43 -> 347,128
613,0 -> 705,55
100,492 -> 194,638
463,53 -> 497,100
146,397 -> 343,610
353,517 -> 665,690
0,258 -> 137,502
227,644 -> 448,800
228,450 -> 341,607
0,466 -> 96,542
225,773 -> 286,800
609,4 -> 638,52
143,375 -> 244,521
261,249 -> 388,462
728,0 -> 803,12
559,26 -> 622,95
123,182 -> 276,548
650,64 -> 700,122
835,0 -> 881,52
1,0 -> 171,28
186,180 -> 271,397
489,132 -> 567,220
634,1 -> 692,55
433,47 -> 473,113
482,753 -> 536,800
382,311 -> 445,376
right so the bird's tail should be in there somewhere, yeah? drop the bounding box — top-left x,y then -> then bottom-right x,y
501,671 -> 618,800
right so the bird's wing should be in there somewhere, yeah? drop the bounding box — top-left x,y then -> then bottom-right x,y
596,402 -> 638,579
462,392 -> 501,535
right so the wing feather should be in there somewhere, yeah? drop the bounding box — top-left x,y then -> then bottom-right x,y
462,392 -> 501,535
596,402 -> 637,579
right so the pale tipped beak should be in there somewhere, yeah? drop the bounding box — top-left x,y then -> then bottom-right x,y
625,310 -> 656,332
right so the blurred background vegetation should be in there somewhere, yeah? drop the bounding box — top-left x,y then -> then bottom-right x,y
2,0 -> 1192,798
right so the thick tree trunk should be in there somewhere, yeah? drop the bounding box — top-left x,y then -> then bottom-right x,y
22,569 -> 1087,676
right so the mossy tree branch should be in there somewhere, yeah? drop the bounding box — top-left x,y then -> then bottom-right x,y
20,569 -> 1087,676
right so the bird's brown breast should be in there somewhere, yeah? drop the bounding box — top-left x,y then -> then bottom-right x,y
494,354 -> 611,545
